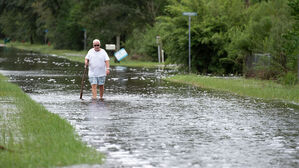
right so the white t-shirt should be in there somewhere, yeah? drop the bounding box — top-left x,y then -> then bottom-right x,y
85,48 -> 110,77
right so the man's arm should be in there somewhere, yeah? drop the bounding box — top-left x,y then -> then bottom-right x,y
105,60 -> 110,75
85,59 -> 89,68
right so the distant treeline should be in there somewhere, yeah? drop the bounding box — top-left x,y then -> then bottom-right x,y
0,0 -> 298,80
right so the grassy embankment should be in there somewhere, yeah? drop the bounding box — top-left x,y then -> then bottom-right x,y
0,74 -> 103,167
6,41 -> 163,68
3,41 -> 299,105
166,74 -> 299,104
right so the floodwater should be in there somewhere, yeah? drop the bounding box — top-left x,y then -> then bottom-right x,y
0,47 -> 298,168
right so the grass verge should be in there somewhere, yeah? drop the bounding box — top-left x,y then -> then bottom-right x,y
5,41 -> 163,68
166,74 -> 299,104
0,74 -> 103,167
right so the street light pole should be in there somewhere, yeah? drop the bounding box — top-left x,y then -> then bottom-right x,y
183,12 -> 197,73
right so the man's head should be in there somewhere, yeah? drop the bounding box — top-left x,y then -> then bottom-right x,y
93,39 -> 100,51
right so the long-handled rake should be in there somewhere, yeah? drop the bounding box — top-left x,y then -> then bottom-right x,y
80,66 -> 88,99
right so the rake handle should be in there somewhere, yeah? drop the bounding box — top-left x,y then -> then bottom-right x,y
80,66 -> 87,99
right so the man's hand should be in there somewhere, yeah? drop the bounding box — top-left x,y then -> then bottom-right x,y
106,69 -> 110,75
85,59 -> 89,69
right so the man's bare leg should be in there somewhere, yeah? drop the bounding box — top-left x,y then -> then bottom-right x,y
91,84 -> 97,99
99,85 -> 104,100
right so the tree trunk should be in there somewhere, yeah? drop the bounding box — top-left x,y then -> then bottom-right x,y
30,35 -> 33,44
297,54 -> 299,81
281,52 -> 287,72
243,54 -> 247,77
146,0 -> 156,25
245,0 -> 250,8
84,29 -> 87,50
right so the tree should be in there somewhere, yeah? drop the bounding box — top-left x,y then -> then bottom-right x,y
228,0 -> 295,78
0,0 -> 42,44
153,0 -> 246,74
79,0 -> 168,49
245,0 -> 250,7
288,0 -> 299,80
32,0 -> 84,50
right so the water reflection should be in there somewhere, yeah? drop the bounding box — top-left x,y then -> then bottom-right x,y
0,47 -> 298,168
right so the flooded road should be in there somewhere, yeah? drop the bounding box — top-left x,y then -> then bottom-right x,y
1,47 -> 298,168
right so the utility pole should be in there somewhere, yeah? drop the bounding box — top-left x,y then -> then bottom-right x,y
183,12 -> 197,73
115,35 -> 121,63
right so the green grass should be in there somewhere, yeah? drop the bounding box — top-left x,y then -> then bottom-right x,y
166,74 -> 299,104
5,41 -> 163,68
110,58 -> 163,68
0,74 -> 104,167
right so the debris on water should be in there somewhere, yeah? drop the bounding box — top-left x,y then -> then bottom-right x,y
111,78 -> 118,81
47,79 -> 56,83
130,77 -> 138,80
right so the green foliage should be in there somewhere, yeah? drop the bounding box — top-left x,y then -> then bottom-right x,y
223,0 -> 296,77
0,0 -> 42,43
125,0 -> 298,77
0,0 -> 168,50
125,26 -> 159,61
288,0 -> 299,76
78,0 -> 168,47
0,0 -> 298,78
279,71 -> 298,85
128,0 -> 246,73
53,3 -> 84,50
288,0 -> 299,19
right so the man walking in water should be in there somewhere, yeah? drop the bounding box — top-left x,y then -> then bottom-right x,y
85,39 -> 110,100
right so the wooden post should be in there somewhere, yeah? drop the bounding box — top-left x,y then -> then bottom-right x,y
160,39 -> 164,63
297,54 -> 299,81
115,35 -> 120,63
116,35 -> 120,51
156,36 -> 161,63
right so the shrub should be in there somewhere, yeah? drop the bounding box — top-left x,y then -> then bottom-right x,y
279,72 -> 298,85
